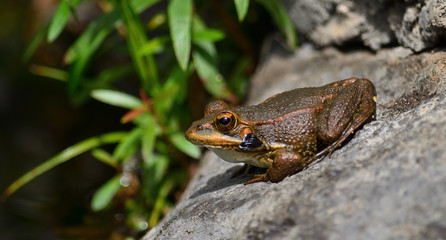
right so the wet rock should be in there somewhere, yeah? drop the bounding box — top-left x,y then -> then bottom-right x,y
144,46 -> 446,240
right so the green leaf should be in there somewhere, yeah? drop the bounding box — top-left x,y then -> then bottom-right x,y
113,128 -> 142,161
48,0 -> 81,43
64,0 -> 162,96
192,17 -> 233,99
66,14 -> 114,96
91,148 -> 118,168
91,89 -> 143,109
91,175 -> 122,211
168,0 -> 192,70
65,0 -> 162,64
192,29 -> 226,42
147,13 -> 167,30
150,155 -> 169,182
234,0 -> 250,21
228,57 -> 250,97
22,23 -> 48,64
1,132 -> 127,200
169,132 -> 201,159
29,64 -> 68,82
148,179 -> 174,227
192,45 -> 232,99
117,0 -> 159,95
141,115 -> 161,164
132,0 -> 162,12
139,36 -> 169,56
94,65 -> 133,86
141,154 -> 169,202
255,0 -> 297,49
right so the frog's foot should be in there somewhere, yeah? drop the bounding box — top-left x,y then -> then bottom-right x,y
244,173 -> 267,184
231,164 -> 251,178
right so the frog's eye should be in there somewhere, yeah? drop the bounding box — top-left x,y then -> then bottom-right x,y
215,112 -> 237,131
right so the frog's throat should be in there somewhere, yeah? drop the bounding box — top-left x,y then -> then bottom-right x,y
208,147 -> 273,168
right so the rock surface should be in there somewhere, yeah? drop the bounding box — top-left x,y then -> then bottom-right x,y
144,45 -> 446,239
283,0 -> 446,51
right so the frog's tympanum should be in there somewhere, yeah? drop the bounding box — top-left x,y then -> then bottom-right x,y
186,78 -> 377,184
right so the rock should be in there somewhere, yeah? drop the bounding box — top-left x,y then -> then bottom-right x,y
144,45 -> 446,239
283,0 -> 446,51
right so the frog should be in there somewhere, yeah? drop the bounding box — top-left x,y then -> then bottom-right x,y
185,78 -> 377,184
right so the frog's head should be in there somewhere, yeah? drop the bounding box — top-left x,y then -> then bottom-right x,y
186,100 -> 265,154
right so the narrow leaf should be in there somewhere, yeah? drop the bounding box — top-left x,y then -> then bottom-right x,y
2,132 -> 127,200
91,89 -> 143,109
147,13 -> 167,30
91,148 -> 118,168
148,179 -> 174,227
192,46 -> 232,99
67,21 -> 112,96
113,128 -> 142,161
141,115 -> 160,164
255,0 -> 297,49
192,29 -> 226,42
234,0 -> 250,21
192,17 -> 233,99
168,0 -> 192,70
91,175 -> 122,211
22,23 -> 48,64
64,10 -> 118,64
48,0 -> 81,42
169,132 -> 201,159
65,0 -> 162,64
29,64 -> 68,82
117,0 -> 159,94
139,36 -> 169,56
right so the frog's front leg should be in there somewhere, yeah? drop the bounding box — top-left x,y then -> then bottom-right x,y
244,149 -> 305,184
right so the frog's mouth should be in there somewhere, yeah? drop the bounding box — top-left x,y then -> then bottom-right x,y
185,122 -> 243,148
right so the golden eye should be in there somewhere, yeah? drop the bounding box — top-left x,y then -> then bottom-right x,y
215,112 -> 237,131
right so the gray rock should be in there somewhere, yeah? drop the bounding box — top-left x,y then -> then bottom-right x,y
144,46 -> 446,239
283,0 -> 446,51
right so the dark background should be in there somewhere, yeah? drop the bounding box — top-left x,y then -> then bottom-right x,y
0,1 -> 130,239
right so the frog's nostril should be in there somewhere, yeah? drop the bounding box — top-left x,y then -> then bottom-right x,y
197,124 -> 204,131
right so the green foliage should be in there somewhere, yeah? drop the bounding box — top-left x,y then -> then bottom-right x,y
234,0 -> 250,21
255,0 -> 298,49
168,0 -> 192,71
4,0 -> 297,236
48,0 -> 82,43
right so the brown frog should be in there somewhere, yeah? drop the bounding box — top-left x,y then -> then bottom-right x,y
185,78 -> 377,184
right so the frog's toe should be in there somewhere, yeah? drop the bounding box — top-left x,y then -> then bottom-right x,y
244,174 -> 266,184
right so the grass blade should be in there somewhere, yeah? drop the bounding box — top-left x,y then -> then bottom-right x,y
192,29 -> 225,42
91,89 -> 143,109
192,17 -> 234,99
22,23 -> 48,64
168,0 -> 192,71
255,0 -> 297,49
148,179 -> 174,227
141,115 -> 161,164
117,0 -> 159,94
113,127 -> 142,161
91,174 -> 122,211
48,0 -> 81,43
29,64 -> 68,82
234,0 -> 250,21
2,132 -> 127,200
169,132 -> 201,159
91,148 -> 119,168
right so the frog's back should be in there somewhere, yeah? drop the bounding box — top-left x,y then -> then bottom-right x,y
237,86 -> 337,121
